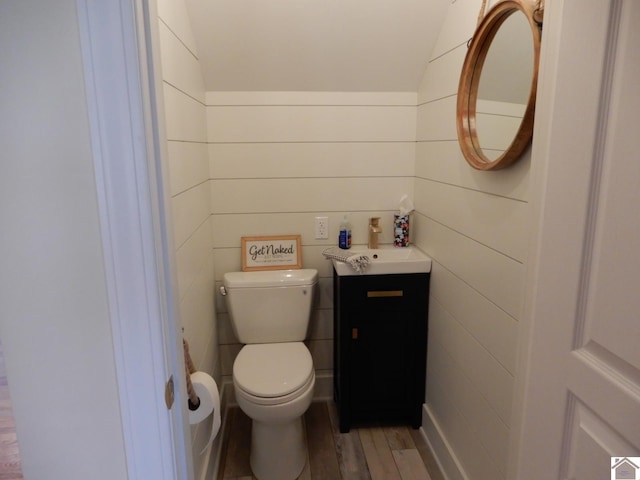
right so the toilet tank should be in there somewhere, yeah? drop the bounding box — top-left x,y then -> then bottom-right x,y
222,269 -> 318,344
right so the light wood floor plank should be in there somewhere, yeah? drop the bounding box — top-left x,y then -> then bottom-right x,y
305,402 -> 342,480
0,343 -> 22,480
409,429 -> 446,480
359,427 -> 403,480
327,403 -> 371,480
221,404 -> 445,480
384,426 -> 417,451
392,449 -> 432,480
222,408 -> 253,478
297,418 -> 312,480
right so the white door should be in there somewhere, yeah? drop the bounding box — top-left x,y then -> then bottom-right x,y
512,0 -> 640,479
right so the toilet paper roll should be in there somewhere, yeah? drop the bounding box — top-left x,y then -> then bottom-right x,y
188,371 -> 221,455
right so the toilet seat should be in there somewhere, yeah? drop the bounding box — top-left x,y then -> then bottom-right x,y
234,342 -> 314,406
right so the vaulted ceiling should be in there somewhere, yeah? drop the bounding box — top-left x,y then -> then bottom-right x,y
185,0 -> 451,92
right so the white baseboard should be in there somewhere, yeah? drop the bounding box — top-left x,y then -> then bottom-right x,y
311,371 -> 334,402
421,404 -> 468,480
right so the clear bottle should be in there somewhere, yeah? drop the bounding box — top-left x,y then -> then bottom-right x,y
338,214 -> 352,249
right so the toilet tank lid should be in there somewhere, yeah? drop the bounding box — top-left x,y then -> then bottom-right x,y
223,269 -> 318,288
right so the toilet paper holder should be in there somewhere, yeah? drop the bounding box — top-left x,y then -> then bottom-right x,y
183,339 -> 201,410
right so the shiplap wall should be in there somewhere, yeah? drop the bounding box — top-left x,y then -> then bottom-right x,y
156,0 -> 220,475
207,91 -> 417,396
414,0 -> 531,478
159,1 -> 532,477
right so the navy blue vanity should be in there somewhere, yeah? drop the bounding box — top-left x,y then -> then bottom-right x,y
332,253 -> 431,433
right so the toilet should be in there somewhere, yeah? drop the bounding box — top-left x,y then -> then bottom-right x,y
222,269 -> 318,480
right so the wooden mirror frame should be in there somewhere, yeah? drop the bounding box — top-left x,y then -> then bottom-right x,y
456,0 -> 542,171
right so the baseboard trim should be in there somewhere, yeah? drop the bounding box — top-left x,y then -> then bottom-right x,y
421,404 -> 468,480
311,371 -> 334,402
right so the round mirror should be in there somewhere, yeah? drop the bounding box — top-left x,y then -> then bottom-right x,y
456,0 -> 542,170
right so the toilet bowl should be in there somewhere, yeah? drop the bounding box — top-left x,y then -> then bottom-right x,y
233,342 -> 315,480
234,343 -> 315,480
222,269 -> 318,480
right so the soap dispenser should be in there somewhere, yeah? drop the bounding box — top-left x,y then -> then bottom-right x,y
338,215 -> 352,249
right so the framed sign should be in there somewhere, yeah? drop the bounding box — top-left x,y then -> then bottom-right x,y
241,235 -> 302,271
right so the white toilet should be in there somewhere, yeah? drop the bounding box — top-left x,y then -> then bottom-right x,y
222,269 -> 318,480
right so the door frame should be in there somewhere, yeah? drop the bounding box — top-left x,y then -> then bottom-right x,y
76,0 -> 192,478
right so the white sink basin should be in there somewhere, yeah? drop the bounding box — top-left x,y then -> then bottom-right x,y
332,245 -> 432,276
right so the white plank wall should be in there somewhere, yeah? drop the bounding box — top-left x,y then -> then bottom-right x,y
207,91 -> 417,395
156,0 -> 221,477
413,0 -> 530,478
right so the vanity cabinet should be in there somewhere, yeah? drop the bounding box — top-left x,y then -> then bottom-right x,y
333,269 -> 430,433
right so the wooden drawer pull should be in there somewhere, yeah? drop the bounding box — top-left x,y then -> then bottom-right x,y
367,290 -> 403,298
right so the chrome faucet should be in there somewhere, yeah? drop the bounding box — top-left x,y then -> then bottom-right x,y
368,217 -> 382,249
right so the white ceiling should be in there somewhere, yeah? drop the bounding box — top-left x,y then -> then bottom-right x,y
185,0 -> 451,92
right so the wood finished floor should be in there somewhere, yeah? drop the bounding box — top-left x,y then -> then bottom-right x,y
218,402 -> 444,480
0,343 -> 23,480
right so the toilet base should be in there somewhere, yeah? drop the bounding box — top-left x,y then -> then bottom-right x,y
233,354 -> 315,480
250,417 -> 306,480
